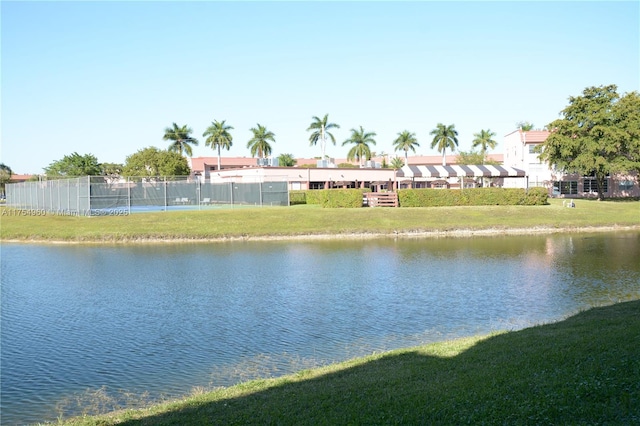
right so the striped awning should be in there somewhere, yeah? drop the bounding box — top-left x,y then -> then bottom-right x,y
396,165 -> 526,178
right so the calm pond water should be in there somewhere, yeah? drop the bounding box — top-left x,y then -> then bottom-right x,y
2,232 -> 640,425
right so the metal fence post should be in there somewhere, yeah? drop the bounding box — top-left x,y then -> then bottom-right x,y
87,176 -> 91,217
197,179 -> 201,210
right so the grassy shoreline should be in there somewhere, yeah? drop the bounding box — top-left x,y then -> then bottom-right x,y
4,225 -> 640,246
54,300 -> 640,425
2,198 -> 639,243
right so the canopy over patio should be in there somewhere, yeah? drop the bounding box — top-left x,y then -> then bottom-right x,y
396,164 -> 526,178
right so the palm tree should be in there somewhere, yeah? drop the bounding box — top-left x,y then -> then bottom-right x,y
203,120 -> 234,171
307,114 -> 340,159
277,153 -> 296,167
429,123 -> 459,166
517,121 -> 535,131
471,129 -> 497,163
247,124 -> 275,159
342,126 -> 377,167
164,123 -> 199,157
390,157 -> 405,169
392,130 -> 419,163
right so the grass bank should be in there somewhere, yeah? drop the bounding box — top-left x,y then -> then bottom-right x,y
2,198 -> 639,243
55,300 -> 640,425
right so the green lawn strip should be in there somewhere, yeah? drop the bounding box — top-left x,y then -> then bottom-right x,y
54,300 -> 640,425
3,199 -> 639,242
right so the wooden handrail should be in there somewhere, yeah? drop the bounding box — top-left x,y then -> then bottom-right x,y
364,192 -> 398,207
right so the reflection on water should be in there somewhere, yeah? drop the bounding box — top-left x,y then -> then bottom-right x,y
1,232 -> 639,424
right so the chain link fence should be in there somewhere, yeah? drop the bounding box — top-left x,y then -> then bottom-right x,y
6,176 -> 289,216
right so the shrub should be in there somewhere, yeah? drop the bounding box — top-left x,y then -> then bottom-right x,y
398,188 -> 548,207
289,189 -> 372,207
286,190 -> 315,205
289,190 -> 306,205
294,187 -> 547,208
322,189 -> 367,208
523,187 -> 549,205
464,188 -> 526,205
305,190 -> 326,205
398,189 -> 462,207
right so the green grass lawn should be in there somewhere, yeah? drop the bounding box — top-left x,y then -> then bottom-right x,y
54,300 -> 640,425
2,198 -> 639,242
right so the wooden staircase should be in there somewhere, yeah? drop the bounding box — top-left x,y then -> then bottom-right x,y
364,192 -> 398,207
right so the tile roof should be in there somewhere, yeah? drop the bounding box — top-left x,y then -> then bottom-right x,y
504,129 -> 550,143
521,131 -> 550,143
9,174 -> 34,182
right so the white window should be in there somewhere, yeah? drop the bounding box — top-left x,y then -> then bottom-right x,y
309,182 -> 324,190
553,181 -> 578,195
619,180 -> 634,191
583,177 -> 608,193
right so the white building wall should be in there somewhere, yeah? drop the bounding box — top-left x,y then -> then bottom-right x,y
503,130 -> 553,189
503,131 -> 524,170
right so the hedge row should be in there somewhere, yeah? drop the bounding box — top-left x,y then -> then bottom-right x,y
397,187 -> 548,207
290,187 -> 548,207
289,189 -> 371,208
521,187 -> 550,205
289,190 -> 308,205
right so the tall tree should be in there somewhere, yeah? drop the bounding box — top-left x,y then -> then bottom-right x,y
617,90 -> 640,167
44,152 -> 102,177
247,124 -> 275,159
392,130 -> 420,163
163,123 -> 199,157
203,120 -> 234,171
0,163 -> 12,195
342,126 -> 377,166
538,84 -> 640,200
429,123 -> 459,166
122,147 -> 190,178
101,163 -> 124,183
101,163 -> 123,176
307,114 -> 340,159
456,150 -> 486,166
471,129 -> 497,163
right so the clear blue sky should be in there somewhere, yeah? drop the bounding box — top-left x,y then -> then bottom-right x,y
2,1 -> 638,174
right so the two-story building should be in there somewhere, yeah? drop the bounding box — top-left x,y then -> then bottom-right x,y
502,129 -> 639,198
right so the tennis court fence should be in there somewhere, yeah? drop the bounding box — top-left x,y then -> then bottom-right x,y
6,176 -> 290,216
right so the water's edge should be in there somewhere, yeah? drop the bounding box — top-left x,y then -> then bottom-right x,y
3,224 -> 639,245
